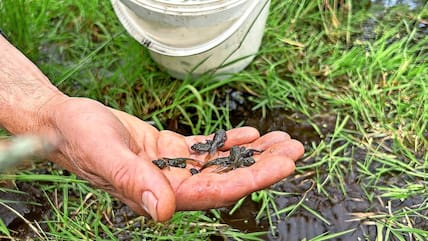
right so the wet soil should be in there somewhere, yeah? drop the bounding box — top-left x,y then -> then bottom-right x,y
0,182 -> 47,239
3,101 -> 426,240
216,89 -> 428,240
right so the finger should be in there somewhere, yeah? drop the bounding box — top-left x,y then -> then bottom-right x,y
102,146 -> 176,222
198,139 -> 303,178
221,127 -> 260,149
173,138 -> 304,210
245,131 -> 291,151
257,139 -> 305,161
174,154 -> 296,210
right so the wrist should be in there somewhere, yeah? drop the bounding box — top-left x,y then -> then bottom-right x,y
1,91 -> 69,135
0,34 -> 69,134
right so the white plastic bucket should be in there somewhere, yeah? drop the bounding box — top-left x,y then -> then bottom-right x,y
111,0 -> 270,79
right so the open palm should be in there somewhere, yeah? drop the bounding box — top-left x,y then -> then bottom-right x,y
48,97 -> 304,221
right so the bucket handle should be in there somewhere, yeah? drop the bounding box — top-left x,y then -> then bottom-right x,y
112,0 -> 267,57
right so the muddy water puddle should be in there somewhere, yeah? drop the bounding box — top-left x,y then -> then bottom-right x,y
372,0 -> 425,10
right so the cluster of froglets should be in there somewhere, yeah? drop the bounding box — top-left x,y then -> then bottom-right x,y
151,129 -> 262,175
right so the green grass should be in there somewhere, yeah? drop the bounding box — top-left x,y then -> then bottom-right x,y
1,0 -> 428,240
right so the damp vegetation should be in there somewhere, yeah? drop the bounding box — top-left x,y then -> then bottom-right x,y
1,0 -> 428,240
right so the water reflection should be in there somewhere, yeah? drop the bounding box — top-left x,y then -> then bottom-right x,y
371,0 -> 425,9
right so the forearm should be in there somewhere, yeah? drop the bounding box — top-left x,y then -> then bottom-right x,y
0,35 -> 67,134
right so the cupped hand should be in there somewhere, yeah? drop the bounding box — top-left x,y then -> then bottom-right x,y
44,97 -> 304,221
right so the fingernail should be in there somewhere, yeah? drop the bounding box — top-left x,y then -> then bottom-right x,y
142,191 -> 158,221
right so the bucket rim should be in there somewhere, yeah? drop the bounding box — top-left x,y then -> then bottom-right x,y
123,0 -> 248,15
112,0 -> 267,56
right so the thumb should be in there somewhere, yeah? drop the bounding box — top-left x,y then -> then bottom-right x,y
102,149 -> 176,221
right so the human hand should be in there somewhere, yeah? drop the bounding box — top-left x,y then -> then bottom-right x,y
44,97 -> 304,221
0,33 -> 303,221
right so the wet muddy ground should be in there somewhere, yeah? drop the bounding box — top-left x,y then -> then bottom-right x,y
224,105 -> 428,240
0,182 -> 47,239
4,104 -> 426,240
2,0 -> 428,240
1,103 -> 425,239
